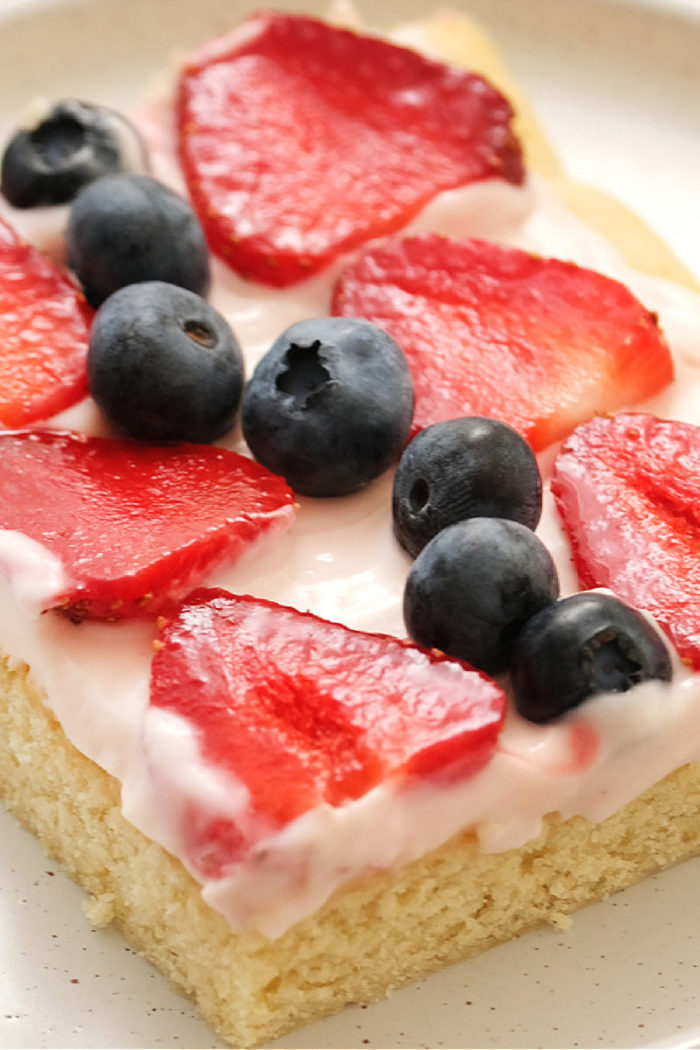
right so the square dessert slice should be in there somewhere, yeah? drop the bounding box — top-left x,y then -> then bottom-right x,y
1,7 -> 700,1048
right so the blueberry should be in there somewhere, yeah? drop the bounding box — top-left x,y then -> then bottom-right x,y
66,173 -> 210,307
87,281 -> 244,444
403,517 -> 559,676
511,591 -> 673,723
393,417 -> 542,557
1,100 -> 148,208
241,318 -> 414,497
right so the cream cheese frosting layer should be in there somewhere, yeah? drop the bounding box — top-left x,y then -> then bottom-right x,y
2,31 -> 700,939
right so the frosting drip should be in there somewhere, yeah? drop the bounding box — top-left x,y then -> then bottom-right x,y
1,33 -> 700,938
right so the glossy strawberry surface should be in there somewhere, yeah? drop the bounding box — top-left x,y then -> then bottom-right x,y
177,13 -> 523,286
332,235 -> 674,449
0,430 -> 295,620
0,217 -> 92,426
552,413 -> 700,668
150,589 -> 506,873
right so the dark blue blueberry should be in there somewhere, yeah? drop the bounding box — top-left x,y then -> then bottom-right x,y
403,517 -> 559,676
66,173 -> 210,307
511,591 -> 673,723
87,281 -> 244,444
241,317 -> 414,497
393,416 -> 542,557
1,100 -> 148,208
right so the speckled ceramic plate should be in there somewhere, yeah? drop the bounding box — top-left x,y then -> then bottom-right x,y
1,0 -> 700,1047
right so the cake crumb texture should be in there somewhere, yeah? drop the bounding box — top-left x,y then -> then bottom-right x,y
83,891 -> 116,927
2,652 -> 700,1046
1,12 -> 699,1045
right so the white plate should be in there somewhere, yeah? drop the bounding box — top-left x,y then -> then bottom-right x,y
1,1 -> 699,1048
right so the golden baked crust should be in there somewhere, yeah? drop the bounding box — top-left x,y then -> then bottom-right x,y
1,10 -> 699,1047
4,654 -> 700,1045
423,10 -> 699,290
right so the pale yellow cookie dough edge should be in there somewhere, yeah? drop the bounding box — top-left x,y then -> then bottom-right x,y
2,10 -> 700,1049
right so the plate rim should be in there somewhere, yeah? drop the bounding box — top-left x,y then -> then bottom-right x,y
1,1 -> 700,1048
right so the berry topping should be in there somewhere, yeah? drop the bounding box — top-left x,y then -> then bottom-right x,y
176,12 -> 523,286
0,429 -> 295,621
241,317 -> 414,497
65,172 -> 210,307
403,517 -> 559,676
552,412 -> 700,669
149,589 -> 507,872
392,416 -> 542,557
88,281 -> 244,444
511,592 -> 673,723
1,99 -> 148,208
0,216 -> 92,427
332,235 -> 674,449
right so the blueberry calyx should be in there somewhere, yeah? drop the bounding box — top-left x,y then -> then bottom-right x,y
275,341 -> 333,404
511,591 -> 673,723
1,100 -> 148,208
403,517 -> 559,676
87,281 -> 244,444
393,416 -> 542,557
242,317 -> 414,497
66,173 -> 210,307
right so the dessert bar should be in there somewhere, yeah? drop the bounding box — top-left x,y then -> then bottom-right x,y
1,5 -> 700,1047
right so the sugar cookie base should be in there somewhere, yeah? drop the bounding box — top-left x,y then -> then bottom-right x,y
3,654 -> 700,1045
2,10 -> 699,1047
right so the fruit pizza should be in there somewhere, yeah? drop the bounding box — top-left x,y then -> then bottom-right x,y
0,5 -> 699,1047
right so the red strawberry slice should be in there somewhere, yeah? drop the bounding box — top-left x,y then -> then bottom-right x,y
176,12 -> 523,286
332,235 -> 674,449
552,412 -> 700,668
0,430 -> 295,621
0,217 -> 92,426
150,589 -> 506,875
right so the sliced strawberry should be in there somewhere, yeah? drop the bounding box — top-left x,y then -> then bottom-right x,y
332,235 -> 674,450
552,413 -> 700,668
0,217 -> 92,426
176,13 -> 523,286
150,589 -> 506,874
0,430 -> 295,621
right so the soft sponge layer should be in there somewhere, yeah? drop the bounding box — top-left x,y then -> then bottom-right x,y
3,653 -> 700,1045
2,10 -> 700,1046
